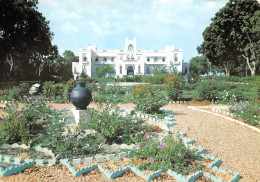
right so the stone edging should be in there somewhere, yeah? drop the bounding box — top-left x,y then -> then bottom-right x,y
188,106 -> 260,134
0,154 -> 34,177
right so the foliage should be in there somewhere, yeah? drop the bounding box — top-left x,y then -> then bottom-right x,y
196,81 -> 219,101
0,0 -> 57,81
189,56 -> 210,81
163,73 -> 184,101
131,83 -> 168,114
141,74 -> 168,84
37,112 -> 102,157
96,64 -> 115,78
42,79 -> 74,102
198,0 -> 260,76
85,103 -> 147,145
229,99 -> 260,126
217,89 -> 244,104
42,81 -> 56,98
0,103 -> 29,145
134,135 -> 203,175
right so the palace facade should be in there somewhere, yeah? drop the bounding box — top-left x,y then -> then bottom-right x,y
72,38 -> 183,78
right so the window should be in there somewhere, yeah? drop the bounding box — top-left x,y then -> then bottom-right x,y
147,58 -> 150,62
162,57 -> 165,62
127,55 -> 130,59
103,57 -> 107,61
120,66 -> 122,74
138,56 -> 140,60
154,57 -> 158,62
131,55 -> 134,60
95,57 -> 98,62
82,66 -> 86,73
138,66 -> 141,74
120,56 -> 123,60
146,67 -> 150,74
74,67 -> 78,74
83,54 -> 87,62
174,54 -> 178,62
128,44 -> 134,50
111,57 -> 114,61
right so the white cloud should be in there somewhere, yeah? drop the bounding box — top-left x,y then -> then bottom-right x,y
89,21 -> 102,34
62,22 -> 78,33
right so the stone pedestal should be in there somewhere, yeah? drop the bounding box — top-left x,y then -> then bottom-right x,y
71,108 -> 89,124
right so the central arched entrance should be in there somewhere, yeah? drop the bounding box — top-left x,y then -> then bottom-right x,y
127,66 -> 134,75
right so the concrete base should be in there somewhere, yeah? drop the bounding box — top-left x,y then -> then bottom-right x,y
71,108 -> 89,124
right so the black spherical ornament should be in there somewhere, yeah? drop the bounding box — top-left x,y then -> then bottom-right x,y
70,81 -> 92,110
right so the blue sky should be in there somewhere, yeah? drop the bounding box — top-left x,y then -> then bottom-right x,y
38,0 -> 228,62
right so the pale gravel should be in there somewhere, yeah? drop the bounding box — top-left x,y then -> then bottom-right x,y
0,102 -> 259,182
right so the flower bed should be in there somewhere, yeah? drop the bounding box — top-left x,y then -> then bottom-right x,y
0,98 -> 241,181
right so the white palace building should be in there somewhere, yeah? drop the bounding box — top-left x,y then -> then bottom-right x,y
72,38 -> 183,78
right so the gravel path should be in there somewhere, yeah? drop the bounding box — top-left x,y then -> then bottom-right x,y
162,103 -> 260,182
0,102 -> 259,181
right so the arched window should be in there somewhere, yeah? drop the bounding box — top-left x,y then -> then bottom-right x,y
127,55 -> 130,60
95,57 -> 98,62
146,67 -> 150,74
147,58 -> 150,62
162,57 -> 165,62
138,66 -> 141,74
103,57 -> 107,61
128,44 -> 134,50
131,55 -> 134,60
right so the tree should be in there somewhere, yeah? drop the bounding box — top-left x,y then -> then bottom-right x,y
51,50 -> 77,81
0,0 -> 56,81
96,64 -> 114,78
189,56 -> 210,81
198,0 -> 260,76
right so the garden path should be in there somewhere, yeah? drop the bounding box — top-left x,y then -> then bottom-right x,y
161,103 -> 260,182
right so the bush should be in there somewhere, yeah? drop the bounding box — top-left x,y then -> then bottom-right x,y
37,112 -> 102,157
42,81 -> 56,98
229,99 -> 260,126
217,89 -> 244,104
85,104 -> 147,145
0,103 -> 29,145
163,73 -> 184,101
131,83 -> 168,114
196,81 -> 219,101
134,135 -> 203,175
141,74 -> 168,84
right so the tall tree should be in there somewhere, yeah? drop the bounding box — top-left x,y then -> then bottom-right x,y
0,0 -> 56,81
189,56 -> 210,81
198,0 -> 260,76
